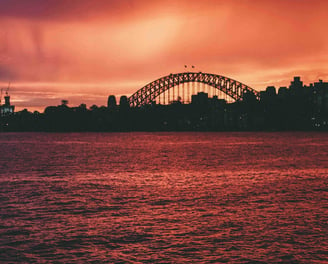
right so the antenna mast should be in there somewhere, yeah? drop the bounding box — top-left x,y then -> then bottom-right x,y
6,82 -> 10,95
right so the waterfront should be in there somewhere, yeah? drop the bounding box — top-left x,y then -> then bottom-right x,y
0,132 -> 327,263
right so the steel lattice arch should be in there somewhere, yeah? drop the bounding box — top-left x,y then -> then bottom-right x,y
128,72 -> 260,107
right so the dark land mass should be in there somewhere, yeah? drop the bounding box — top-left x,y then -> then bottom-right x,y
1,77 -> 328,132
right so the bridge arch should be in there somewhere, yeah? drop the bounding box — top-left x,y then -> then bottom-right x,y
128,72 -> 259,107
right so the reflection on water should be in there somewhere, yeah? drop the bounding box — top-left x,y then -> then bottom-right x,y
0,132 -> 327,263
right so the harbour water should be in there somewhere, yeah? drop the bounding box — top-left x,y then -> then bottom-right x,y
0,132 -> 327,263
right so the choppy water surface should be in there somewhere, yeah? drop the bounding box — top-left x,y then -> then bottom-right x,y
0,132 -> 327,263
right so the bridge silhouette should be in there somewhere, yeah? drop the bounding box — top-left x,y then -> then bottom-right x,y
128,72 -> 259,107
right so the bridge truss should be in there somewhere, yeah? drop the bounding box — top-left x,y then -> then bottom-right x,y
128,72 -> 259,107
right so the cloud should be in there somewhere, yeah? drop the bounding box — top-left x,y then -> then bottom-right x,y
1,0 -> 328,111
0,65 -> 17,81
0,0 -> 135,21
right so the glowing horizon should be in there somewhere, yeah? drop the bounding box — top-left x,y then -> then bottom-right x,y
1,0 -> 328,112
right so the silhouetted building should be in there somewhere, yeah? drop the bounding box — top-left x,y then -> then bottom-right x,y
119,96 -> 130,109
266,86 -> 276,97
209,96 -> 226,108
191,92 -> 208,106
242,90 -> 257,103
0,94 -> 15,116
278,87 -> 288,98
290,76 -> 304,95
260,86 -> 276,103
2,75 -> 328,132
107,95 -> 117,110
313,80 -> 328,113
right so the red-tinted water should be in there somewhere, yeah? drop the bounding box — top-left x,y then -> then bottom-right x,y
0,132 -> 327,263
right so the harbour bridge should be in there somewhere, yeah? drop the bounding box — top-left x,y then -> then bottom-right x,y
128,72 -> 259,107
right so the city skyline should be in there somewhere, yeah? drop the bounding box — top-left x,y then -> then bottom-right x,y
1,0 -> 328,111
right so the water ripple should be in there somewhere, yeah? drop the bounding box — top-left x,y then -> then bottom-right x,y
0,132 -> 327,262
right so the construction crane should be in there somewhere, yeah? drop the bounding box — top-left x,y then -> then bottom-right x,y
1,82 -> 11,105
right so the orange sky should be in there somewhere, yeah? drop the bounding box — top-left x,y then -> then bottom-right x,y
1,0 -> 328,111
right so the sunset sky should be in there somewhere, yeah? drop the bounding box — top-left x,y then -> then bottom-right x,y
1,0 -> 328,111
